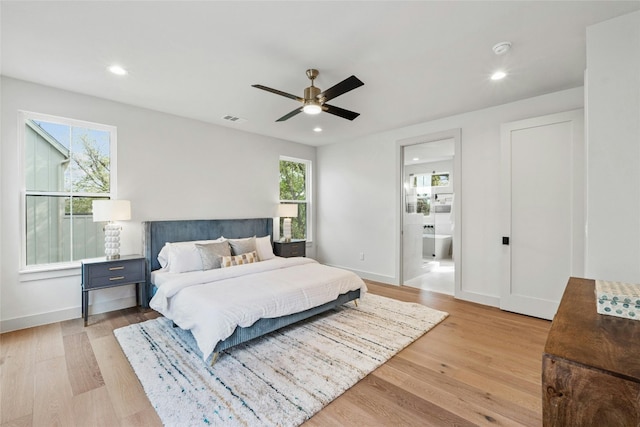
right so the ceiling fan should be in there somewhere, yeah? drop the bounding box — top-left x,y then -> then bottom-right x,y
252,69 -> 364,122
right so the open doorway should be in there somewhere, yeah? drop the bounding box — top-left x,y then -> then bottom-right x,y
400,130 -> 460,296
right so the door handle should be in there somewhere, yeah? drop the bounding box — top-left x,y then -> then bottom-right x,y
502,236 -> 510,245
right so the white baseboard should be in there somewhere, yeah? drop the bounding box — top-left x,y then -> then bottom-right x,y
455,290 -> 500,308
324,263 -> 397,285
0,296 -> 137,333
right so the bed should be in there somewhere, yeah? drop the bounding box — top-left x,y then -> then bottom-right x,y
142,218 -> 366,363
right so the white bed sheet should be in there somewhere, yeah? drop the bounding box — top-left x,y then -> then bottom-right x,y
149,257 -> 367,360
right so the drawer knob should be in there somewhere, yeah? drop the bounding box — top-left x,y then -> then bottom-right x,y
109,266 -> 125,271
109,276 -> 125,281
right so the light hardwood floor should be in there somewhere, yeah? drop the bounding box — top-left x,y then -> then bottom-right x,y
1,281 -> 550,426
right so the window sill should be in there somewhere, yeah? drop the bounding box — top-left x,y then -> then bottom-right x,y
19,262 -> 81,282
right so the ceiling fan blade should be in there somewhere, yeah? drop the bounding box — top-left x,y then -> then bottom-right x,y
319,75 -> 364,102
252,84 -> 304,102
276,107 -> 303,122
323,104 -> 360,121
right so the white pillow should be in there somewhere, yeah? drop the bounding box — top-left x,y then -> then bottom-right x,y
157,238 -> 225,273
255,235 -> 275,261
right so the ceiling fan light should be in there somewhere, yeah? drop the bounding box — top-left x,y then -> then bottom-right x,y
303,102 -> 322,115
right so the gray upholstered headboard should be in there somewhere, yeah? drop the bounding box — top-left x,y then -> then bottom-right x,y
141,218 -> 273,307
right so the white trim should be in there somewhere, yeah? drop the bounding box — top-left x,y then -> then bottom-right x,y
455,290 -> 500,308
18,110 -> 117,271
19,263 -> 81,281
0,295 -> 136,333
397,129 -> 462,296
323,263 -> 396,285
19,110 -> 117,133
24,191 -> 111,198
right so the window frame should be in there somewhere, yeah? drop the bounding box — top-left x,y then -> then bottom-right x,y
18,110 -> 118,272
279,156 -> 312,242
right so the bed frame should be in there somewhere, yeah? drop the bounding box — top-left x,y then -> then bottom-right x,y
142,218 -> 361,361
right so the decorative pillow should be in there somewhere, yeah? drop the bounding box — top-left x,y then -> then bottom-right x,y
228,236 -> 256,256
195,241 -> 231,270
158,238 -> 225,273
220,251 -> 257,268
255,235 -> 275,261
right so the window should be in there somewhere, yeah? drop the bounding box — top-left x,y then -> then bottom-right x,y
409,174 -> 432,216
431,173 -> 450,187
408,172 -> 451,216
20,112 -> 116,268
279,157 -> 311,241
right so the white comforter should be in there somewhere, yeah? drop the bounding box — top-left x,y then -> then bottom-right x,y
149,257 -> 367,360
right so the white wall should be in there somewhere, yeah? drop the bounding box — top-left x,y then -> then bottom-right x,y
585,11 -> 640,282
317,87 -> 584,306
0,77 -> 315,332
5,11 -> 636,332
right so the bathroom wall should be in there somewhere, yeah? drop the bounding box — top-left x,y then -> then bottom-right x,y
402,158 -> 454,279
404,159 -> 454,232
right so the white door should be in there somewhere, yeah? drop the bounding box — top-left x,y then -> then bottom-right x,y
500,110 -> 584,320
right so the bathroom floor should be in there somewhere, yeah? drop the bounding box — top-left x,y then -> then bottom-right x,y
404,258 -> 455,295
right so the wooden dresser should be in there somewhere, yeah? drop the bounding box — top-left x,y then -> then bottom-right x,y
542,277 -> 640,426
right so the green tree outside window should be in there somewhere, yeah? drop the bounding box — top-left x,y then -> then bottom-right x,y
279,159 -> 309,240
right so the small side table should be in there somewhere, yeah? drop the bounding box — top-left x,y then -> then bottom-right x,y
81,254 -> 145,326
273,240 -> 306,258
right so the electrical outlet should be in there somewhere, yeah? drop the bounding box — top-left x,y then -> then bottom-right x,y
359,252 -> 364,261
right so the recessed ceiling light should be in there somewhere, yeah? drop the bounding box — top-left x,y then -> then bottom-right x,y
413,157 -> 420,161
491,70 -> 507,81
108,65 -> 128,76
313,127 -> 322,132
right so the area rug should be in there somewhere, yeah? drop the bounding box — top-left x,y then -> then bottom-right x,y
114,293 -> 448,426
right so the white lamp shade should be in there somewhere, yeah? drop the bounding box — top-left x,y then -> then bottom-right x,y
92,200 -> 131,222
277,204 -> 298,218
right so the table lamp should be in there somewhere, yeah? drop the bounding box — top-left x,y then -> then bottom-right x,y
277,204 -> 298,242
92,199 -> 131,259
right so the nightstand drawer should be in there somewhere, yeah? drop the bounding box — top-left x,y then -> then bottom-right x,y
85,270 -> 143,288
82,258 -> 145,290
285,243 -> 304,257
273,240 -> 306,258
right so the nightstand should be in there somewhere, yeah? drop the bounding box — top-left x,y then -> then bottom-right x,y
81,254 -> 145,326
273,239 -> 306,258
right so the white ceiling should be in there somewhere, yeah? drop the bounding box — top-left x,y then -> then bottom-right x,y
2,1 -> 638,147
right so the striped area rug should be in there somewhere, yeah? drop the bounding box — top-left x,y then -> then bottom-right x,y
114,294 -> 448,426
